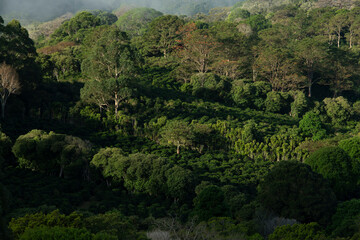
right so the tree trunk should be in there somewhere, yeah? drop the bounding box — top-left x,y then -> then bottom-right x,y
59,166 -> 64,178
177,145 -> 180,154
1,100 -> 6,119
114,92 -> 119,118
307,70 -> 314,98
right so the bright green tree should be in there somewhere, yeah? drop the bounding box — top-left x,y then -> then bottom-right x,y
269,222 -> 327,240
299,111 -> 326,140
323,97 -> 353,125
91,147 -> 125,185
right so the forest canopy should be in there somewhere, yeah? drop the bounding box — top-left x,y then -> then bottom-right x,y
1,0 -> 360,239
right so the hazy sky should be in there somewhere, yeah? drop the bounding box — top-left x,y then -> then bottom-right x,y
0,0 -> 124,20
0,0 -> 239,22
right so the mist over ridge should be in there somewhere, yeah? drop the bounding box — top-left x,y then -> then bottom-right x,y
0,0 -> 241,23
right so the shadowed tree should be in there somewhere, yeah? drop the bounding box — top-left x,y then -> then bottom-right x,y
305,146 -> 360,200
258,161 -> 337,225
0,62 -> 21,119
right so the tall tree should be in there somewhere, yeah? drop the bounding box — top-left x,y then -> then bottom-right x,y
293,37 -> 327,97
80,79 -> 110,114
82,26 -> 139,81
140,15 -> 184,58
347,9 -> 360,48
81,26 -> 139,116
0,63 -> 21,119
103,77 -> 133,117
176,23 -> 220,74
254,46 -> 305,91
329,10 -> 349,48
324,57 -> 355,97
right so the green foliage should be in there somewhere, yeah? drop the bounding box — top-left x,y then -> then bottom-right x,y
190,73 -> 225,100
50,11 -> 102,44
19,226 -> 93,240
0,132 -> 12,166
190,73 -> 222,90
227,8 -> 251,22
160,120 -> 194,154
289,91 -> 308,118
83,211 -> 140,239
246,14 -> 271,32
194,185 -> 229,221
9,210 -> 83,239
91,148 -> 125,183
299,111 -> 327,141
305,147 -> 360,200
81,26 -> 139,81
12,130 -> 92,178
329,199 -> 360,238
323,97 -> 353,126
92,150 -> 189,198
50,47 -> 81,81
123,153 -> 170,195
0,19 -> 39,92
269,222 -> 327,240
231,80 -> 271,109
6,2 -> 360,239
339,136 -> 360,161
115,8 -> 163,37
91,10 -> 118,25
166,166 -> 195,202
139,15 -> 184,57
265,92 -> 291,113
258,161 -> 337,225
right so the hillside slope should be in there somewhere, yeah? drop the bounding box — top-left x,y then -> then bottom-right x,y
239,0 -> 359,14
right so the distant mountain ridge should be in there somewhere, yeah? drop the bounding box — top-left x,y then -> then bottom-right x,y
238,0 -> 360,14
1,0 -> 243,24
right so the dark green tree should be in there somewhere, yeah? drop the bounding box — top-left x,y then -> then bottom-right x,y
12,130 -> 92,178
305,146 -> 360,200
140,15 -> 184,58
166,166 -> 195,203
82,26 -> 138,81
329,199 -> 360,238
194,185 -> 228,222
258,161 -> 337,225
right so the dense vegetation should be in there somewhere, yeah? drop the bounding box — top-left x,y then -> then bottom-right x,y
2,0 -> 360,239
